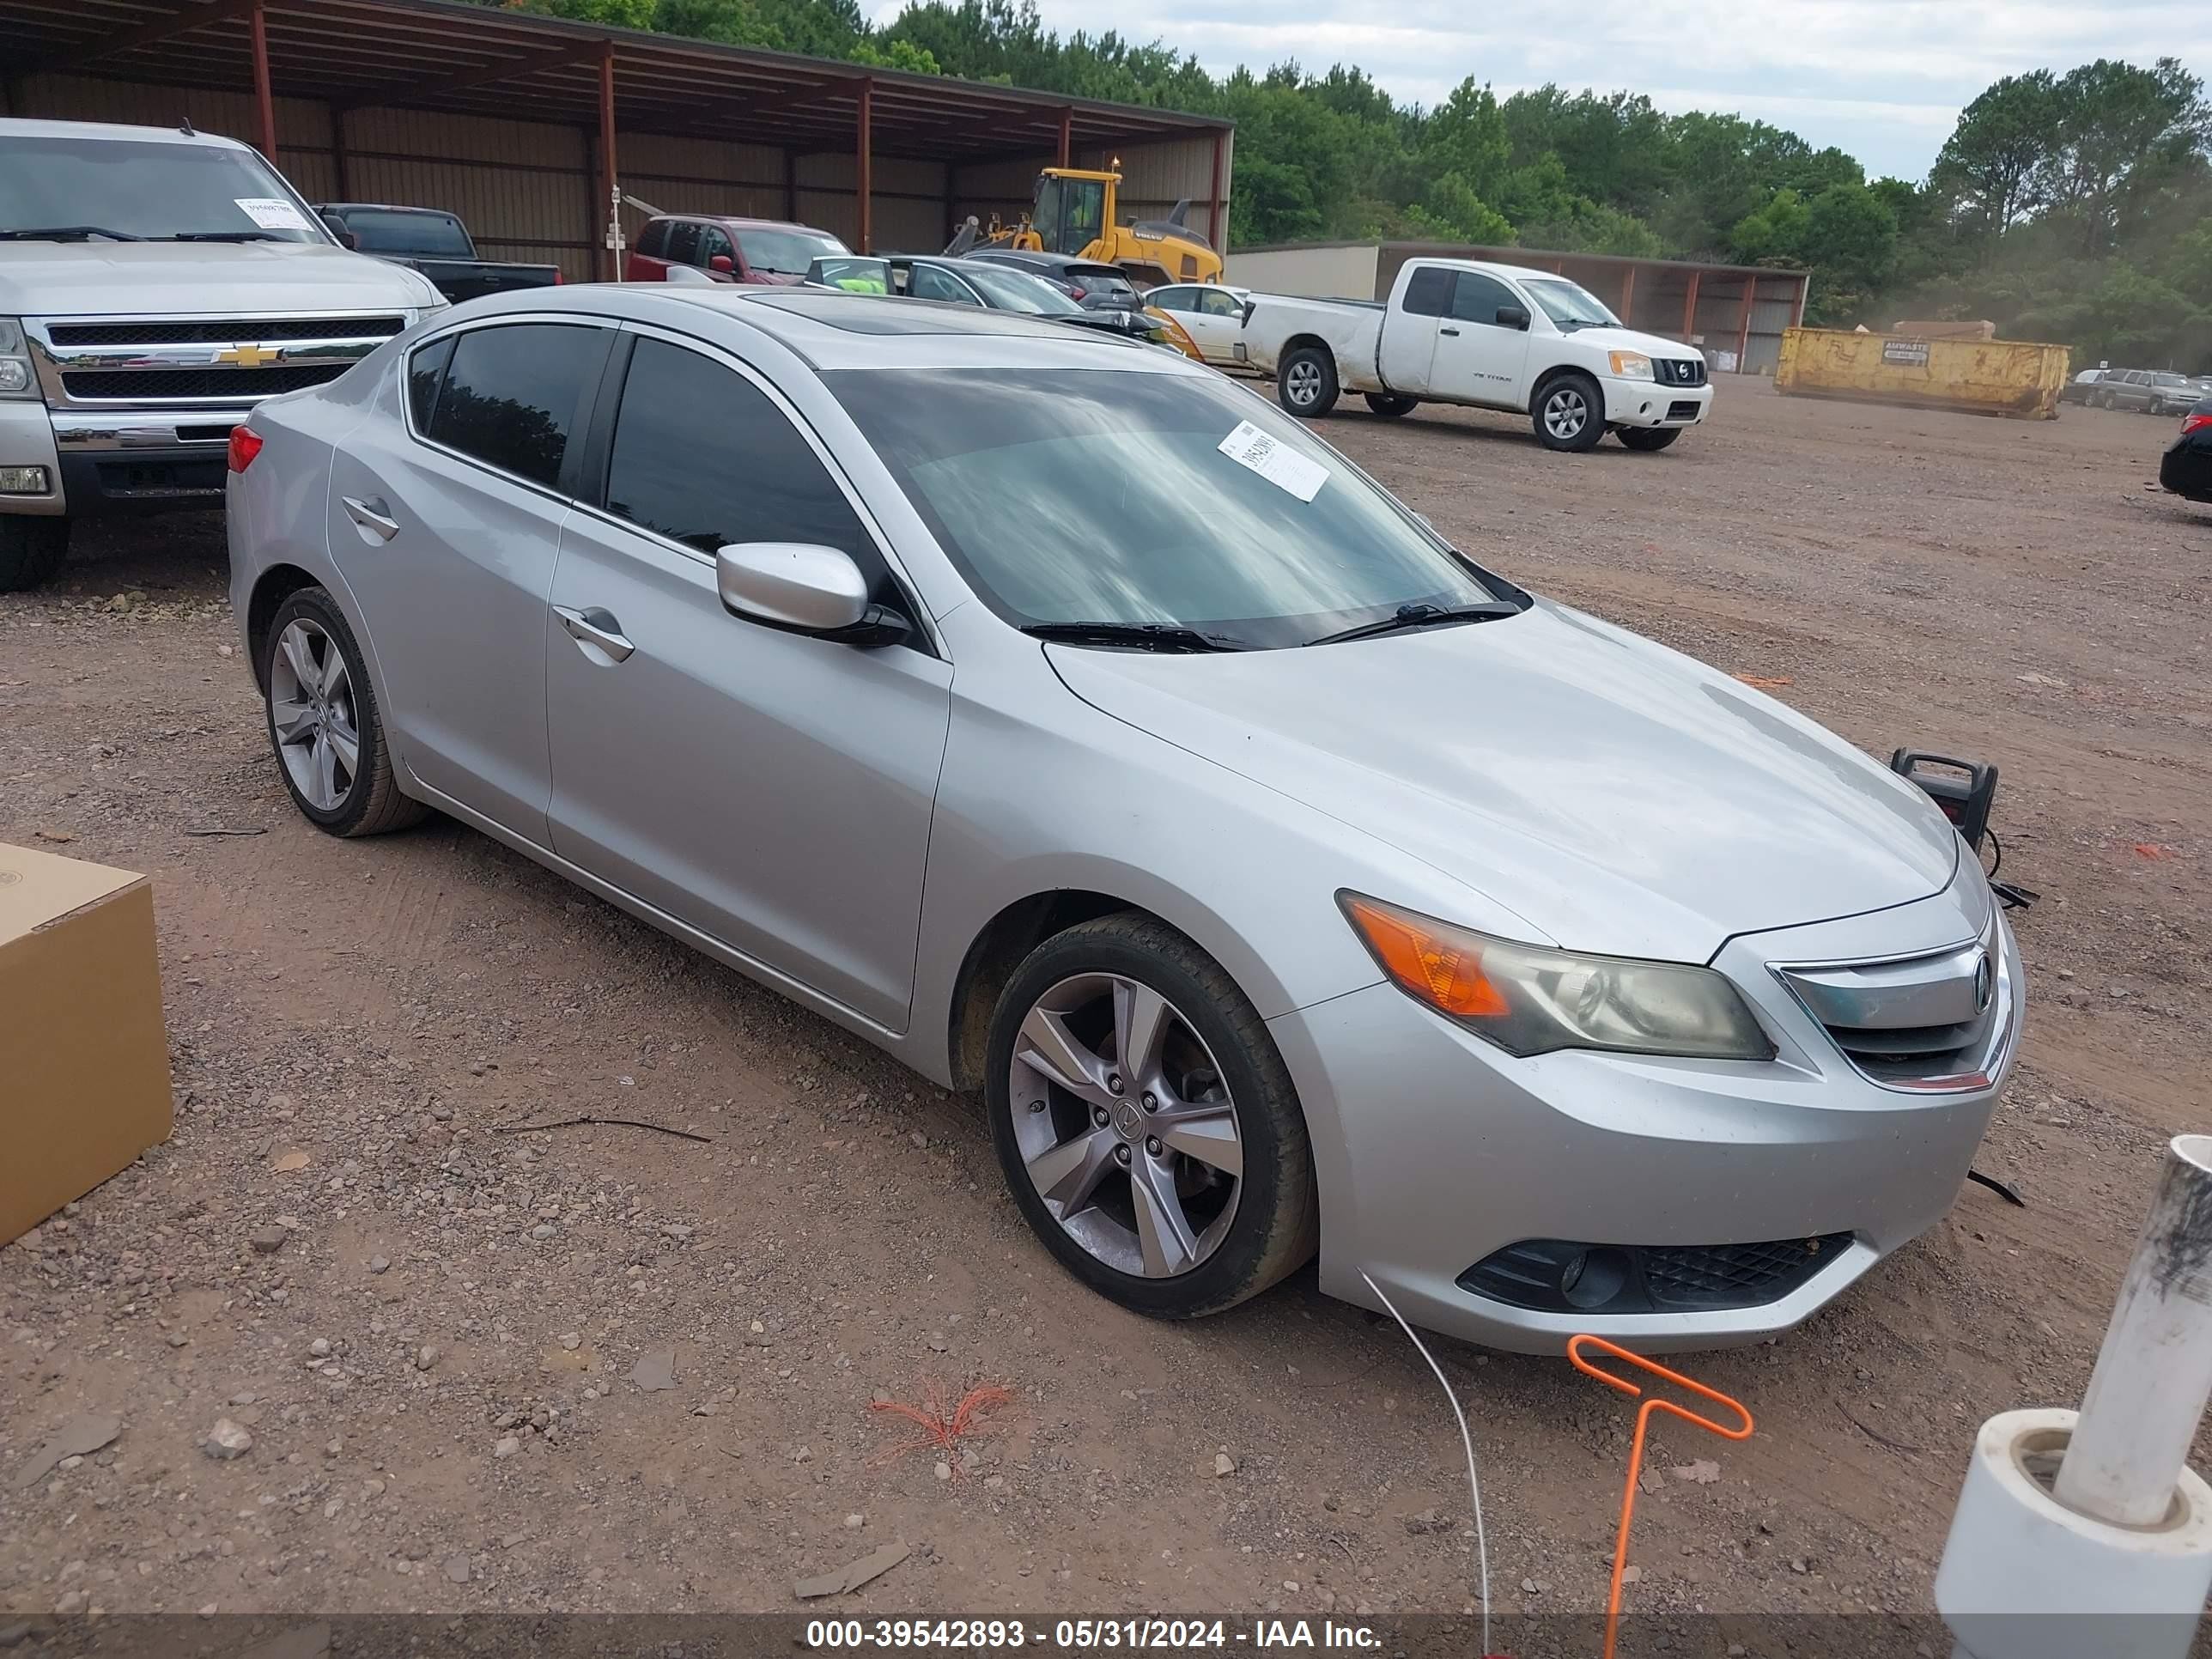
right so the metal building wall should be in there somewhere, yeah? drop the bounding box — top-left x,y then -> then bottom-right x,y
16,74 -> 1228,280
1225,243 -> 1382,300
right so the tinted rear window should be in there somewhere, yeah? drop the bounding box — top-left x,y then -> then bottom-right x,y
425,323 -> 607,490
338,209 -> 471,257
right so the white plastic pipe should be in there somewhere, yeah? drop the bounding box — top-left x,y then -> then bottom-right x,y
2057,1133 -> 2212,1528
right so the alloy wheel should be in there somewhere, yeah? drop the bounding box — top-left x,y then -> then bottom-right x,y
1544,386 -> 1589,441
270,617 -> 361,811
1285,360 -> 1322,408
1006,972 -> 1243,1279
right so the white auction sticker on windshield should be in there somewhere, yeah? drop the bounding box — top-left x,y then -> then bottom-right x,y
234,198 -> 311,232
1217,419 -> 1328,503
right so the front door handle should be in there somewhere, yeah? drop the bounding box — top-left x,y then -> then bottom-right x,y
1439,326 -> 1462,337
555,604 -> 635,663
341,494 -> 399,541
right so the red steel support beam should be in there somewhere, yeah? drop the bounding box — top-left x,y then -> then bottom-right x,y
249,0 -> 276,161
1680,270 -> 1700,341
856,76 -> 873,254
1208,131 -> 1224,255
597,44 -> 618,282
1620,264 -> 1637,328
1735,275 -> 1755,369
1057,106 -> 1073,167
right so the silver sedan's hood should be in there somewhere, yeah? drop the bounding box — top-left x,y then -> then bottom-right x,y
1048,599 -> 1960,963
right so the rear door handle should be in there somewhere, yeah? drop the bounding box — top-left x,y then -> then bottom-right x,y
1439,327 -> 1462,337
555,604 -> 635,663
341,494 -> 399,541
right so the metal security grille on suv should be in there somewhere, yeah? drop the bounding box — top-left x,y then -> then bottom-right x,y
27,313 -> 408,409
1774,917 -> 2008,1091
1655,357 -> 1707,386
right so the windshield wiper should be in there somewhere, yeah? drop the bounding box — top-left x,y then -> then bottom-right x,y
164,230 -> 284,242
1022,621 -> 1249,653
1304,600 -> 1522,647
0,225 -> 145,241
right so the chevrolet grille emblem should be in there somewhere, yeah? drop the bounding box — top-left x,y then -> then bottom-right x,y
216,343 -> 283,368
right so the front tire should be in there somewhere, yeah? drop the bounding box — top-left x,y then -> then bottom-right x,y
1533,373 -> 1605,452
1618,426 -> 1682,452
1278,347 -> 1340,417
261,586 -> 426,837
1364,392 -> 1418,419
986,913 -> 1319,1319
0,517 -> 70,593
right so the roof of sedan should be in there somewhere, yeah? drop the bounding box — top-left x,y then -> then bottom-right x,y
456,283 -> 1184,374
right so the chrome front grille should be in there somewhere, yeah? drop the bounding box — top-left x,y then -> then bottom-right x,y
27,313 -> 406,409
1773,916 -> 2011,1092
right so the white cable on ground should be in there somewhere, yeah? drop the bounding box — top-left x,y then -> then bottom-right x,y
1363,1271 -> 1492,1656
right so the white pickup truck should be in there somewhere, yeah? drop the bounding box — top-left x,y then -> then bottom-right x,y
1240,256 -> 1714,453
0,118 -> 447,591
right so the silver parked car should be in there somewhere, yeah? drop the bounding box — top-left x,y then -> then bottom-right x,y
227,286 -> 2022,1352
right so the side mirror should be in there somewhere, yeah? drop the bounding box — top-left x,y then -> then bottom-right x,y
715,543 -> 909,648
708,253 -> 736,275
1494,305 -> 1530,331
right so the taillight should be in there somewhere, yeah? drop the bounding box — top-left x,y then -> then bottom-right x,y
2185,412 -> 2212,436
553,270 -> 565,284
228,426 -> 264,473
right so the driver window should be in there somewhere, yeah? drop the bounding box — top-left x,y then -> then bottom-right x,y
697,227 -> 735,269
1201,289 -> 1242,317
1449,271 -> 1517,327
911,265 -> 976,304
665,222 -> 701,265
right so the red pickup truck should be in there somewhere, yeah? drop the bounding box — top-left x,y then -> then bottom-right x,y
625,215 -> 850,285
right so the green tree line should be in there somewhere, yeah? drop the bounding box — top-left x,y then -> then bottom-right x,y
475,0 -> 2212,368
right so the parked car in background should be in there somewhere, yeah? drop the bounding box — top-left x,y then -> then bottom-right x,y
314,203 -> 560,305
2061,368 -> 2108,404
962,246 -> 1142,310
2094,368 -> 2197,416
625,215 -> 848,286
0,116 -> 445,592
2161,396 -> 2212,503
1146,282 -> 1253,367
806,253 -> 1202,359
1243,258 -> 1713,451
228,283 -> 2020,1355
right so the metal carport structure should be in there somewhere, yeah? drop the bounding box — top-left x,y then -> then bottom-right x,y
0,0 -> 1234,276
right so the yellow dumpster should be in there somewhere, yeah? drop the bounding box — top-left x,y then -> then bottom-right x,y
1775,328 -> 2072,420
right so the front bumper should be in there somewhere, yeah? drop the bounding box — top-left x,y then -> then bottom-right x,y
1270,875 -> 2021,1353
0,404 -> 243,517
1602,376 -> 1712,428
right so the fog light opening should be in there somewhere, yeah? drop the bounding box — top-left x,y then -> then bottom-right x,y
0,465 -> 51,495
1561,1247 -> 1631,1310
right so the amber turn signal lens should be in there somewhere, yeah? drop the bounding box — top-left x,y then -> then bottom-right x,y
1340,895 -> 1510,1019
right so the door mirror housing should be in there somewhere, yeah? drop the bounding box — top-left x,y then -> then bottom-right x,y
708,253 -> 737,275
1494,304 -> 1530,331
715,543 -> 909,647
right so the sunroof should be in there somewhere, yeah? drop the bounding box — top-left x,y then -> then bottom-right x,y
741,289 -> 1085,339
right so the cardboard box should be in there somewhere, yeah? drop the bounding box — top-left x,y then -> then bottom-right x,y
1,842 -> 173,1244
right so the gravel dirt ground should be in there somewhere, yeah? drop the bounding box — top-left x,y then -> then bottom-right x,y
1,380 -> 2206,1634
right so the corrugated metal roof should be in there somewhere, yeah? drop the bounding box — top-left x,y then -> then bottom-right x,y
1,0 -> 1231,160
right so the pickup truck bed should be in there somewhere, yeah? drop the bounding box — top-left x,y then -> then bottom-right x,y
315,204 -> 560,305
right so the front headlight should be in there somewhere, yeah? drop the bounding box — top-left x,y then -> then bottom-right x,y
1339,893 -> 1774,1060
1607,350 -> 1654,380
0,319 -> 35,398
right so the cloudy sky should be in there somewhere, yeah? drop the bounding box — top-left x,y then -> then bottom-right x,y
877,1 -> 2202,182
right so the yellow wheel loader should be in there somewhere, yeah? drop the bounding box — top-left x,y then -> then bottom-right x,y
951,166 -> 1224,289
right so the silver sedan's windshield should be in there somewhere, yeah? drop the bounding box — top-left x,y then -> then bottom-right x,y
959,263 -> 1084,315
828,368 -> 1515,649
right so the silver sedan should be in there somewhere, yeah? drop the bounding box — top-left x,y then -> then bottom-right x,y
226,286 -> 2021,1352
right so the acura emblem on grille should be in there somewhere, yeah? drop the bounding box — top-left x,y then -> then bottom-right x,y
1972,951 -> 1994,1013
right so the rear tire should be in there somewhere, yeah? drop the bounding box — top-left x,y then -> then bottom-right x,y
1364,392 -> 1418,419
986,912 -> 1319,1320
1533,373 -> 1605,453
260,586 -> 427,838
1278,347 -> 1340,417
0,517 -> 70,593
1618,426 -> 1682,452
